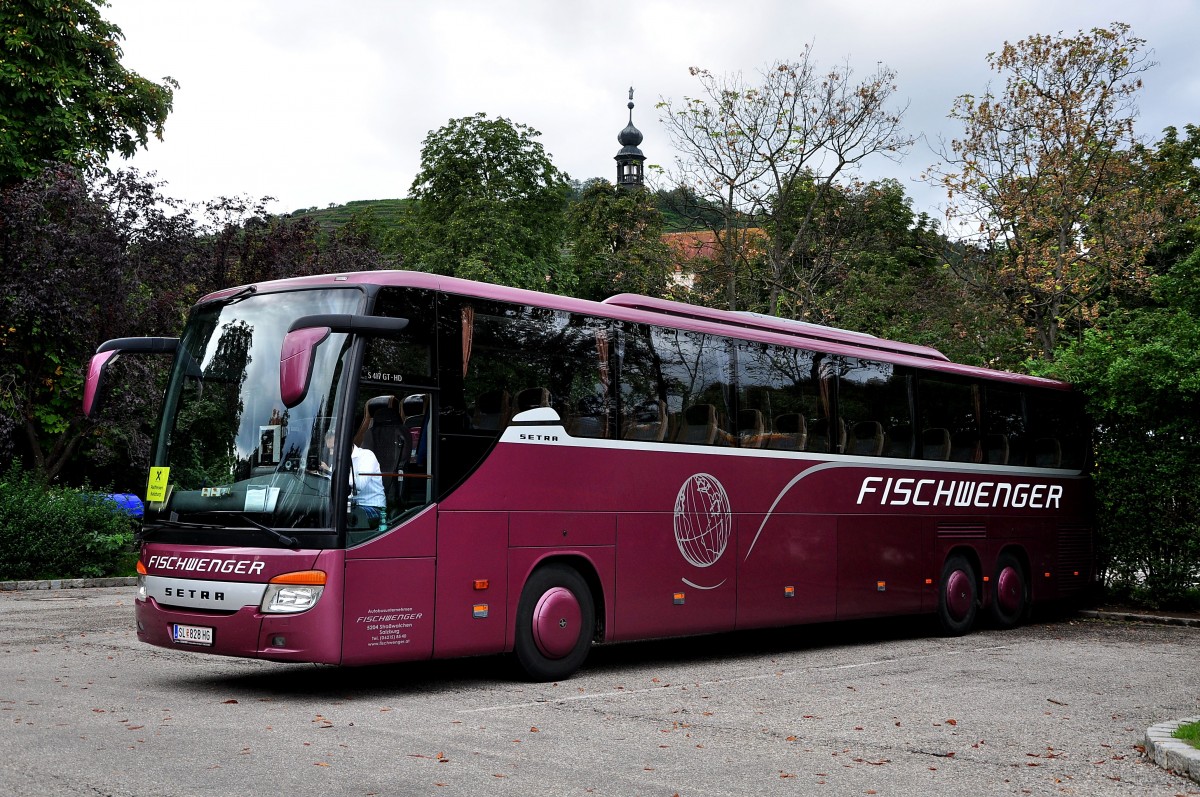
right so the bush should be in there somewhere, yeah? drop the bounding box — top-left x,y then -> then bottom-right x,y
0,464 -> 136,580
1036,250 -> 1200,608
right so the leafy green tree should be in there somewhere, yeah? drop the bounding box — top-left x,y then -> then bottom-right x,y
1039,246 -> 1200,606
1130,124 -> 1200,283
0,0 -> 176,184
565,179 -> 674,301
404,113 -> 572,292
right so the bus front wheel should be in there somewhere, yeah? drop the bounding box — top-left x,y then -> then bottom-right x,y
514,564 -> 595,681
989,552 -> 1028,629
937,555 -> 978,636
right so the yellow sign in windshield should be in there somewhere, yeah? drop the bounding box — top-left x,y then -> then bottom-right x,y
146,467 -> 170,503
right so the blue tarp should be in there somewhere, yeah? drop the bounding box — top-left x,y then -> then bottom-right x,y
107,493 -> 144,519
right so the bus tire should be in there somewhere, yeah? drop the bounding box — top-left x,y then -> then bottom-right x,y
989,552 -> 1028,629
513,563 -> 595,682
937,555 -> 978,636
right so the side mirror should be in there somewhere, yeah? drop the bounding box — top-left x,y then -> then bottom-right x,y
279,314 -> 409,408
83,337 -> 179,418
279,326 -> 331,408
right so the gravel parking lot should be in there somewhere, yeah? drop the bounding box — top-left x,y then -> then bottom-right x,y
1,586 -> 1197,796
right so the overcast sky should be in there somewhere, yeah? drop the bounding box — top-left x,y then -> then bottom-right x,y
103,0 -> 1200,223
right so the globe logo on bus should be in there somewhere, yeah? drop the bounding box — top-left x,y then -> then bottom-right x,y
673,473 -> 732,568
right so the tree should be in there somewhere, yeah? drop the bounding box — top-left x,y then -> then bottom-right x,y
930,23 -> 1178,359
0,0 -> 176,184
658,55 -> 912,316
565,179 -> 674,301
0,165 -> 148,479
1039,244 -> 1200,606
404,113 -> 572,292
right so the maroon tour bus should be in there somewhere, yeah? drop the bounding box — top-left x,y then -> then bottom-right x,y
84,271 -> 1092,680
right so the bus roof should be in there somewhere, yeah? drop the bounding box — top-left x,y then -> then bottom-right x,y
603,293 -> 951,363
200,270 -> 1070,391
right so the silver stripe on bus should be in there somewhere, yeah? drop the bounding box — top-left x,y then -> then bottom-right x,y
499,423 -> 1083,478
141,574 -> 266,612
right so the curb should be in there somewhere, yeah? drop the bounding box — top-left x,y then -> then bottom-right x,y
1146,717 -> 1200,784
1078,609 -> 1200,628
0,576 -> 137,591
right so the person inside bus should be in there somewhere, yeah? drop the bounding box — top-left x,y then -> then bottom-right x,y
319,428 -> 387,526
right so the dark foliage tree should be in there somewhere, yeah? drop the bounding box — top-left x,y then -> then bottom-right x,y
1039,244 -> 1200,606
404,113 -> 573,292
0,0 -> 176,184
0,165 -> 148,479
565,180 -> 674,301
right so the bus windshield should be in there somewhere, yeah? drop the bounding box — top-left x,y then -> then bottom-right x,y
144,288 -> 364,540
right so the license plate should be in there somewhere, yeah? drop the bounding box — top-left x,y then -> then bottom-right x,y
173,623 -> 214,646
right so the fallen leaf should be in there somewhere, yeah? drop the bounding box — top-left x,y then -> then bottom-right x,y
946,718 -> 958,726
222,699 -> 238,704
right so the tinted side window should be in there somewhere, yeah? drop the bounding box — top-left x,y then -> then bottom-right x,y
616,324 -> 734,445
650,327 -> 734,445
840,358 -> 914,458
733,341 -> 822,451
983,386 -> 1026,466
1027,389 -> 1087,469
918,378 -> 980,462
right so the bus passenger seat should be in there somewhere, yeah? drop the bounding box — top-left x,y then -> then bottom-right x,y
984,433 -> 1009,465
677,404 -> 717,445
770,413 -> 807,451
622,400 -> 666,441
806,418 -> 845,454
885,424 -> 914,458
921,427 -> 951,460
360,396 -> 409,508
851,421 -> 884,456
566,397 -> 607,438
402,393 -> 427,464
738,409 -> 765,448
951,430 -> 982,463
472,389 -> 509,430
1033,437 -> 1062,468
515,386 -> 551,414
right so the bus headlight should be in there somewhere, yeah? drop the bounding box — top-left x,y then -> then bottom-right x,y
136,559 -> 147,601
261,570 -> 327,614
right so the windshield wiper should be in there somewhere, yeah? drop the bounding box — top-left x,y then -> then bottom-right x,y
138,518 -> 226,540
233,513 -> 300,549
140,515 -> 299,548
213,284 -> 258,307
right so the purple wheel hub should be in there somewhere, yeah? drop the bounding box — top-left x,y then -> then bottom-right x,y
996,565 -> 1023,615
531,587 -> 582,660
944,569 -> 973,622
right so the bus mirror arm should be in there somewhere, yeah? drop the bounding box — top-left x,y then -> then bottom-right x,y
280,314 -> 410,408
84,337 -> 180,418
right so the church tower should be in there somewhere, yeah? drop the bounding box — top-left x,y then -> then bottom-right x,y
615,87 -> 645,189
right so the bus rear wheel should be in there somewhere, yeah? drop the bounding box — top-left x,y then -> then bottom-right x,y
989,552 -> 1028,629
514,564 -> 595,681
937,555 -> 978,636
